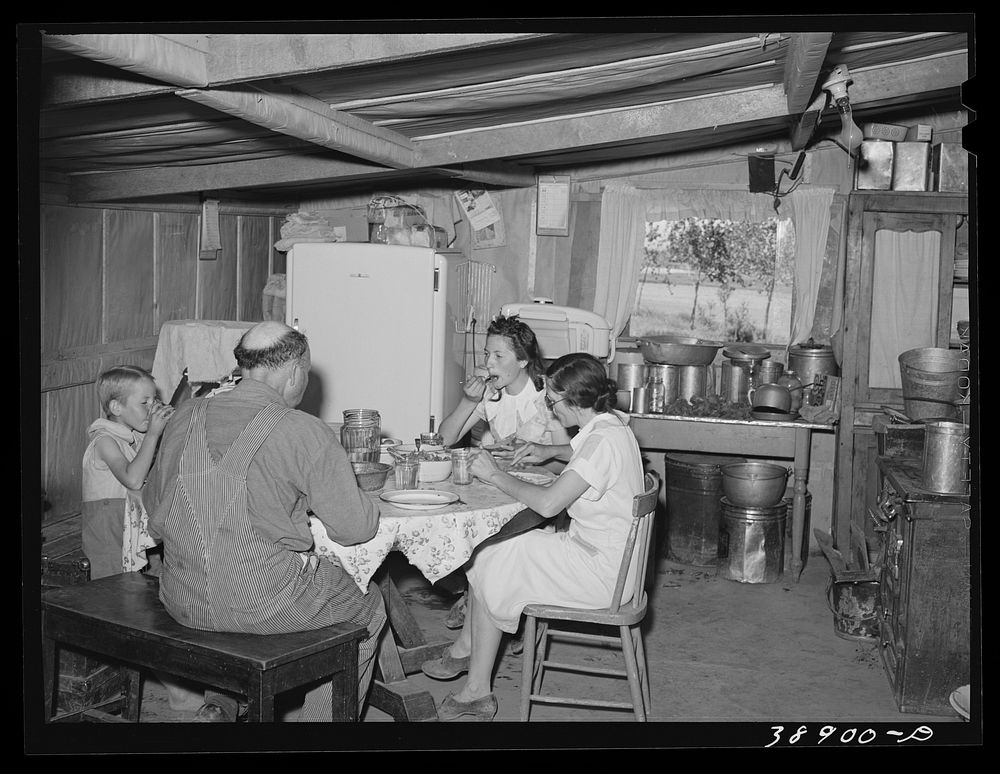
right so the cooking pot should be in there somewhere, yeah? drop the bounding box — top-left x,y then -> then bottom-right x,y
748,383 -> 792,412
638,335 -> 722,366
720,462 -> 792,507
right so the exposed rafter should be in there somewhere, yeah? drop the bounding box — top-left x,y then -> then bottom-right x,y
38,28 -> 970,204
65,48 -> 967,203
43,33 -> 209,88
40,32 -> 555,107
783,33 -> 833,115
175,86 -> 419,169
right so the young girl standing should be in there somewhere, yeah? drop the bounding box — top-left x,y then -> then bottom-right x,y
81,365 -> 175,579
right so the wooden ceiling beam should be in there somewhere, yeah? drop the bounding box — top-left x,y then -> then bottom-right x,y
783,33 -> 833,115
429,160 -> 537,187
67,153 -> 538,202
414,85 -> 794,167
41,32 -> 555,107
65,52 -> 969,202
175,86 -> 418,169
415,52 -> 968,166
42,33 -> 209,88
68,154 -> 388,202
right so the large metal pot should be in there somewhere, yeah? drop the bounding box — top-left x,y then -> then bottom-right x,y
638,335 -> 722,366
720,462 -> 791,507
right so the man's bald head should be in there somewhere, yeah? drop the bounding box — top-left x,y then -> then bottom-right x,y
234,321 -> 309,372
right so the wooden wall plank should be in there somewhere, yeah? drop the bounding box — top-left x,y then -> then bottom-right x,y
41,206 -> 103,354
44,383 -> 96,518
156,211 -> 199,323
106,210 -> 155,341
239,215 -> 271,322
567,200 -> 601,311
198,213 -> 239,320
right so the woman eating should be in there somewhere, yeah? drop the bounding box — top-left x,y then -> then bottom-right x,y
433,314 -> 570,631
438,314 -> 569,452
423,352 -> 645,721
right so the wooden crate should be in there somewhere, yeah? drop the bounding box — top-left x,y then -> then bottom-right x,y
41,512 -> 91,588
42,512 -> 125,717
54,648 -> 124,716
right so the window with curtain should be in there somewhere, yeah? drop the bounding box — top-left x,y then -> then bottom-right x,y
595,185 -> 835,351
632,216 -> 795,344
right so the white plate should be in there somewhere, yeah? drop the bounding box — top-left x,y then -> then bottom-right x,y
949,685 -> 970,719
508,471 -> 553,485
380,489 -> 459,510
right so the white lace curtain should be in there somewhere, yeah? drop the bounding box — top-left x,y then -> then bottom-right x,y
595,184 -> 836,348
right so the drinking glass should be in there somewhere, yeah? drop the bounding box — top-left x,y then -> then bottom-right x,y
393,460 -> 419,490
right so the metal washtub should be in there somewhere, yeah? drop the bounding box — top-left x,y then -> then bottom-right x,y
664,453 -> 745,566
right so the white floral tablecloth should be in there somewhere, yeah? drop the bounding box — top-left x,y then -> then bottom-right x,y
310,478 -> 533,592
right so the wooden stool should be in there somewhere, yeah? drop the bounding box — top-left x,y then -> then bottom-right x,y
42,573 -> 366,722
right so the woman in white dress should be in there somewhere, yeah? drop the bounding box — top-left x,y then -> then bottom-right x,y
438,314 -> 568,450
425,352 -> 645,721
434,314 -> 571,630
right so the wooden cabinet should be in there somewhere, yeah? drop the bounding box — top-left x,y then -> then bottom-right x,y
834,192 -> 969,560
874,457 -> 970,715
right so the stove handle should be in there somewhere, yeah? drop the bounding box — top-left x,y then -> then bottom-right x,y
868,507 -> 889,532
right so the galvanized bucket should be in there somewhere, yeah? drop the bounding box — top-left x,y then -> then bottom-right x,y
898,347 -> 965,421
921,420 -> 971,494
717,498 -> 786,583
827,577 -> 880,642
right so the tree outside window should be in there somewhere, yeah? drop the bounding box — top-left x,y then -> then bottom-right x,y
631,217 -> 795,344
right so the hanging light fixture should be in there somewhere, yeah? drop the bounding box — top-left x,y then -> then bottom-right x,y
821,65 -> 863,167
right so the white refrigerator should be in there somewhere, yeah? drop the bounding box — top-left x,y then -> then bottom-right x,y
285,242 -> 466,442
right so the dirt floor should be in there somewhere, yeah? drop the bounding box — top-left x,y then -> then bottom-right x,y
115,548 -> 976,749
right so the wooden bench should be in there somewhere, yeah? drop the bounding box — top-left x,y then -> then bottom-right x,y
42,573 -> 366,722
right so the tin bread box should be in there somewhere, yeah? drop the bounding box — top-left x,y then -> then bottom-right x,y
501,301 -> 614,360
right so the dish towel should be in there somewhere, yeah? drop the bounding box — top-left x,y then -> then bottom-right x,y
122,493 -> 157,573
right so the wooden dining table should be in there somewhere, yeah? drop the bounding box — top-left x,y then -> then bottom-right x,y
309,471 -> 549,721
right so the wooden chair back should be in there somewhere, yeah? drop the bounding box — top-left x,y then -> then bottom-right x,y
607,471 -> 660,615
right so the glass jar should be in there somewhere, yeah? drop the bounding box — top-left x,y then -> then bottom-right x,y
646,374 -> 665,414
341,409 -> 381,463
451,448 -> 476,485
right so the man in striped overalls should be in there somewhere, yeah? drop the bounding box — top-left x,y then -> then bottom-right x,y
146,321 -> 386,721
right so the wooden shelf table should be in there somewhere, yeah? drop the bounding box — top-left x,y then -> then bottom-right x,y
628,413 -> 837,581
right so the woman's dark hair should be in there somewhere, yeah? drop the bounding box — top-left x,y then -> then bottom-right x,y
545,353 -> 618,413
487,314 -> 546,390
234,327 -> 309,371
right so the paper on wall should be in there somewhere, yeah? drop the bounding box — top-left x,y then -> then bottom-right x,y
455,189 -> 501,232
201,199 -> 222,251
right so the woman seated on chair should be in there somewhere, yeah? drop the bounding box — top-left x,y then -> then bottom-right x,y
421,352 -> 645,721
